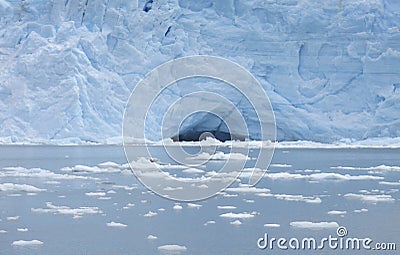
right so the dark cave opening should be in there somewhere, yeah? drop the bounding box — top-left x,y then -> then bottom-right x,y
170,112 -> 247,142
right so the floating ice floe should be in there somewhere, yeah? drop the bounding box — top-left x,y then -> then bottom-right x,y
0,183 -> 46,193
147,235 -> 158,240
290,221 -> 339,230
111,185 -> 137,191
220,212 -> 258,219
327,210 -> 347,215
331,165 -> 400,172
61,164 -> 121,174
188,151 -> 250,161
6,216 -> 20,221
107,221 -> 127,228
17,228 -> 28,232
204,220 -> 216,226
143,211 -> 158,217
230,220 -> 242,225
187,203 -> 202,209
85,192 -> 106,197
173,204 -> 183,210
164,186 -> 183,191
158,244 -> 187,252
243,199 -> 255,203
343,193 -> 395,203
182,168 -> 205,174
264,172 -> 384,181
379,181 -> 400,186
274,194 -> 322,204
1,167 -> 95,180
31,202 -> 102,218
354,208 -> 368,213
217,205 -> 237,210
270,164 -> 292,168
12,240 -> 43,246
264,223 -> 280,228
0,230 -> 7,233
225,185 -> 271,193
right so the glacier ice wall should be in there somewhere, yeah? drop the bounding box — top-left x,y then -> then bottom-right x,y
0,0 -> 399,143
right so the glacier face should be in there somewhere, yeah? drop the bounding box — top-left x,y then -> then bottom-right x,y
0,0 -> 399,143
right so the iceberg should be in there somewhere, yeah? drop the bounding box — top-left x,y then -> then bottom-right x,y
0,0 -> 399,143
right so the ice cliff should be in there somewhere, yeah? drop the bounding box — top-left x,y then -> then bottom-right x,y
0,0 -> 399,143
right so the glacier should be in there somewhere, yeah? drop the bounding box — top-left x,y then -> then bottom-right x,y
0,0 -> 399,144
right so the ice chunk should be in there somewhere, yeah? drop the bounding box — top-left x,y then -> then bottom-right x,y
12,240 -> 43,246
106,221 -> 127,228
290,221 -> 339,230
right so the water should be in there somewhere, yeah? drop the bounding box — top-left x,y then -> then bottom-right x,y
0,146 -> 399,255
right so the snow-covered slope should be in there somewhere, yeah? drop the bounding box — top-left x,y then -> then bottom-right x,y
0,0 -> 399,143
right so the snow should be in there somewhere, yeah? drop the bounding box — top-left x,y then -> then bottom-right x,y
12,240 -> 44,246
107,221 -> 127,228
0,0 -> 399,144
158,244 -> 187,252
0,183 -> 46,193
290,221 -> 339,230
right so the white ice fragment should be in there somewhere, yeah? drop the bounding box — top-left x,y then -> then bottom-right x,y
327,210 -> 347,215
264,223 -> 280,228
230,220 -> 242,225
173,204 -> 183,210
0,183 -> 45,193
107,221 -> 127,228
290,221 -> 339,230
158,244 -> 187,252
217,206 -> 237,210
12,240 -> 43,246
187,203 -> 202,209
144,211 -> 158,217
6,216 -> 19,221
